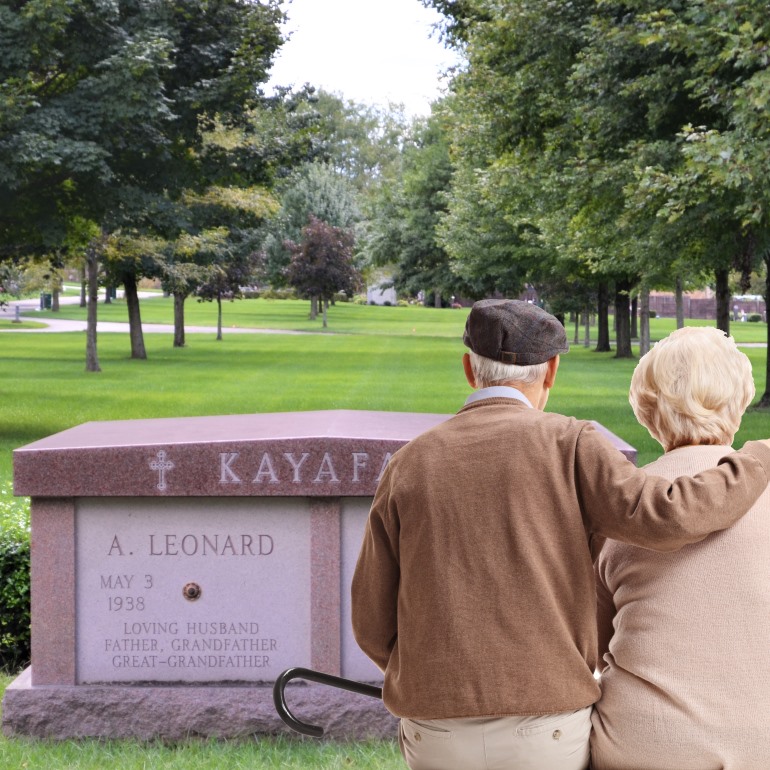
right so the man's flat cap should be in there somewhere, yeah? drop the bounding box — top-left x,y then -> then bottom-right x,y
463,299 -> 569,365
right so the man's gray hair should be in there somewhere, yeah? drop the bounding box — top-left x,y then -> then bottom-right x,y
470,351 -> 548,388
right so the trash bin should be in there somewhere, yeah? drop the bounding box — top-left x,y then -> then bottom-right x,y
40,292 -> 52,310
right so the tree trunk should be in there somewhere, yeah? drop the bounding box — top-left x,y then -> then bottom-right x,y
675,275 -> 685,329
715,267 -> 730,335
630,295 -> 638,339
216,293 -> 223,341
434,290 -> 442,309
758,253 -> 770,407
595,282 -> 611,352
173,292 -> 186,348
85,246 -> 101,373
104,285 -> 112,304
639,283 -> 651,357
573,312 -> 579,345
80,266 -> 87,308
614,278 -> 634,358
310,295 -> 318,320
322,298 -> 328,328
52,287 -> 60,312
123,273 -> 147,360
583,306 -> 591,348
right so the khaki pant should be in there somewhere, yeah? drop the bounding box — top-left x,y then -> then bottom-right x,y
399,707 -> 592,770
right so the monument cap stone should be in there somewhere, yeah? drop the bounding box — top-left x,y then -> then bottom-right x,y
13,409 -> 450,498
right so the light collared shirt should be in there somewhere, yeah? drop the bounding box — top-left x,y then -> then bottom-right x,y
464,385 -> 533,409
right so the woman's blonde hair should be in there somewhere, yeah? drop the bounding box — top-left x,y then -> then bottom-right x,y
629,326 -> 755,451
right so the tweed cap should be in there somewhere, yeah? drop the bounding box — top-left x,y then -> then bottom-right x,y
463,299 -> 569,365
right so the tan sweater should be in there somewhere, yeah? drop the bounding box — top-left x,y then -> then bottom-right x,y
592,445 -> 770,770
351,399 -> 770,719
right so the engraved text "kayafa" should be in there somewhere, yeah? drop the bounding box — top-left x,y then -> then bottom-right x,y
218,451 -> 392,485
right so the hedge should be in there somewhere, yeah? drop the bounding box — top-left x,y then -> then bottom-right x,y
0,482 -> 30,671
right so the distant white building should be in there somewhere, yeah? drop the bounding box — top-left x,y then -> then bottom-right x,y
366,271 -> 398,305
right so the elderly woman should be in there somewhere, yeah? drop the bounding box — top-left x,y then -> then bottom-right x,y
591,327 -> 770,770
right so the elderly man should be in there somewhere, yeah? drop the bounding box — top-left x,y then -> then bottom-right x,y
351,299 -> 770,770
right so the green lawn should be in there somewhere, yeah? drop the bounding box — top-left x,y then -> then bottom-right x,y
0,330 -> 471,481
40,296 -> 470,337
647,315 -> 770,344
2,318 -> 770,483
0,319 -> 46,329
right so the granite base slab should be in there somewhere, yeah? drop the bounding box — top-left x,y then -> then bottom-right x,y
2,668 -> 397,741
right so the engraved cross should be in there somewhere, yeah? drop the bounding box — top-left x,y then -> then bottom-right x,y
149,450 -> 175,491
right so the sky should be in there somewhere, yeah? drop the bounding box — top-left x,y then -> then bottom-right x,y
266,0 -> 461,118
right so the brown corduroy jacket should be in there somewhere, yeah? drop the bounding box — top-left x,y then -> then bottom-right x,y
351,398 -> 770,719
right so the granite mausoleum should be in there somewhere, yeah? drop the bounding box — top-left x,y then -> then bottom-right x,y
3,410 -> 636,740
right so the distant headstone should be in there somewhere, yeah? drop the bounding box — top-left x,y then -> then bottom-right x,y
2,410 -> 636,740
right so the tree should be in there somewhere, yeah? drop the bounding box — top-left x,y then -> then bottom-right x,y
162,257 -> 207,348
427,1 -> 613,318
286,216 -> 360,328
102,232 -> 168,360
628,3 -> 770,402
164,185 -> 278,346
426,0 -> 770,361
0,0 -> 285,365
312,90 -> 408,192
196,238 -> 260,342
567,2 -> 755,344
259,96 -> 412,299
263,161 -> 361,293
84,232 -> 107,373
363,109 -> 474,306
0,1 -> 111,261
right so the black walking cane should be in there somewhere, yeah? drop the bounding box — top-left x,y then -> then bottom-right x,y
273,667 -> 383,738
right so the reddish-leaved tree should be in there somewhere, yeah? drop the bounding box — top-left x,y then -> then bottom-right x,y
286,216 -> 360,327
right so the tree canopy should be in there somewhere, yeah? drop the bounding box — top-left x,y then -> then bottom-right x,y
5,0 -> 770,393
1,0 -> 284,250
422,0 -> 770,362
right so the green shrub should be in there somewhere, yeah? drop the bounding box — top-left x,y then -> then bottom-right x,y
648,310 -> 657,318
259,287 -> 297,300
748,313 -> 762,322
352,294 -> 367,304
0,482 -> 30,671
397,299 -> 410,307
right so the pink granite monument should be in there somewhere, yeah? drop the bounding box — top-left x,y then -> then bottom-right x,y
2,410 -> 636,740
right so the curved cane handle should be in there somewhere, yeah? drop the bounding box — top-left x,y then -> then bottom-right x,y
273,667 -> 383,738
